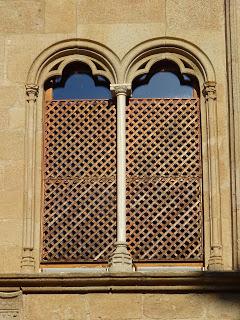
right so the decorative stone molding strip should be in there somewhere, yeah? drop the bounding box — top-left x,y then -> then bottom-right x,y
0,291 -> 22,298
0,272 -> 240,293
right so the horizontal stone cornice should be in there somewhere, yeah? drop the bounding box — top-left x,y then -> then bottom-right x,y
0,271 -> 240,293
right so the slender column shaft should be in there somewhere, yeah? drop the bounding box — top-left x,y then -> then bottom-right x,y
108,84 -> 132,272
203,81 -> 223,270
21,84 -> 39,272
116,92 -> 127,243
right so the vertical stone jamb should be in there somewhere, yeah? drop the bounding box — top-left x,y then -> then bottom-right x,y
21,84 -> 39,272
225,0 -> 240,269
108,84 -> 133,272
203,81 -> 223,270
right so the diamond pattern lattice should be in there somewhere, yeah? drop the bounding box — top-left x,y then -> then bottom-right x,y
126,98 -> 203,262
42,98 -> 203,264
42,100 -> 117,263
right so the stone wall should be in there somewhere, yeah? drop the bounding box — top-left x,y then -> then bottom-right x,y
0,0 -> 240,319
0,290 -> 239,320
0,0 -> 233,273
22,293 -> 240,320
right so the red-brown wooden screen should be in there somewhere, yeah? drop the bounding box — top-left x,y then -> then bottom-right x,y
41,98 -> 203,264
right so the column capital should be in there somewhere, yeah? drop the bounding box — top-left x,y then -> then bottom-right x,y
110,83 -> 131,97
203,81 -> 217,100
26,84 -> 39,102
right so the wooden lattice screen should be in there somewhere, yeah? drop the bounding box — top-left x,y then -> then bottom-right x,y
42,100 -> 117,263
41,98 -> 203,264
126,98 -> 203,262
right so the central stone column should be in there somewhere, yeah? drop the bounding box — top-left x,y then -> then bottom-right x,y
108,84 -> 133,272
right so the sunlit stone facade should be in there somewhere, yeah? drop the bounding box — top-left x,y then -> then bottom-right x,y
0,0 -> 239,319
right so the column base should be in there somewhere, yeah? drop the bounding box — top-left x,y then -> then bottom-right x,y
21,249 -> 35,272
108,242 -> 133,272
207,246 -> 223,271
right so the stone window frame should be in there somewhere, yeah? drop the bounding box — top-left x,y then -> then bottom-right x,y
21,38 -> 223,272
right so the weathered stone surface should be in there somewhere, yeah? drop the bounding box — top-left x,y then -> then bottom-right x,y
204,293 -> 240,320
20,293 -> 240,320
1,245 -> 22,273
166,0 -> 224,31
0,245 -> 21,273
0,219 -> 22,245
77,0 -> 165,24
0,190 -> 23,219
0,110 -> 9,130
2,161 -> 24,191
0,64 -> 5,84
0,0 -> 44,34
6,35 -> 75,83
87,294 -> 142,320
0,131 -> 24,161
0,166 -> 4,191
23,294 -> 86,320
0,86 -> 19,108
8,108 -> 25,129
0,37 -> 5,82
45,0 -> 77,33
143,294 -> 205,319
77,23 -> 165,59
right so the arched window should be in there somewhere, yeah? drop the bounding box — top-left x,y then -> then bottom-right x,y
41,62 -> 117,265
126,61 -> 203,266
41,59 -> 203,268
23,39 -> 223,272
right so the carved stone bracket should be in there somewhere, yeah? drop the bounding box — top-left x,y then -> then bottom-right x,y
203,81 -> 223,270
21,84 -> 39,272
202,81 -> 217,100
26,84 -> 39,102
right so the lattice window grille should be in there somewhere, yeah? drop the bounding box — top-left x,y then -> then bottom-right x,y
41,97 -> 203,264
126,98 -> 203,262
42,99 -> 117,263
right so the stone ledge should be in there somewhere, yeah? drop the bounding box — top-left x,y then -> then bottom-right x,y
0,271 -> 239,293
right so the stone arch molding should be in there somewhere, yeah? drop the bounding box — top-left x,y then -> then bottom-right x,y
22,38 -> 223,272
27,38 -> 120,85
121,37 -> 215,84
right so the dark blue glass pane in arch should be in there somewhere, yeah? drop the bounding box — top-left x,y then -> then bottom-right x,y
53,73 -> 111,99
132,71 -> 193,98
